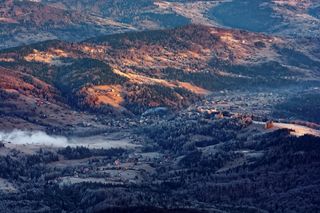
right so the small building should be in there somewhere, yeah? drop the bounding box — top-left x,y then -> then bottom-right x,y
142,107 -> 169,117
215,112 -> 224,119
265,120 -> 274,129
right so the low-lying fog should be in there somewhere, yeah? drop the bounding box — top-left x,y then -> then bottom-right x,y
0,130 -> 137,149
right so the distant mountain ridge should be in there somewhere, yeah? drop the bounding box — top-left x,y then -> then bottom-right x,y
1,0 -> 319,49
0,0 -> 191,49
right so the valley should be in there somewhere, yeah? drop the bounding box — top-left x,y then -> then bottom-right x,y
0,25 -> 319,129
1,88 -> 320,212
1,47 -> 319,212
0,1 -> 320,212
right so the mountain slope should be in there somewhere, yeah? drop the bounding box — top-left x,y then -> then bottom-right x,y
208,0 -> 320,37
0,25 -> 319,123
0,0 -> 191,49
